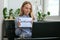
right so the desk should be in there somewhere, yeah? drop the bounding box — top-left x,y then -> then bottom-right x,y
32,21 -> 60,38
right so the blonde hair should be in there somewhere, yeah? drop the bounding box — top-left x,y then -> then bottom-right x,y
20,1 -> 32,17
19,1 -> 35,20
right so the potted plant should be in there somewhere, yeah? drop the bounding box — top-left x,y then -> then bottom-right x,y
37,11 -> 50,22
3,8 -> 20,19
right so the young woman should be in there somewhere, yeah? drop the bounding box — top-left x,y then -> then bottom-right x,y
15,1 -> 35,38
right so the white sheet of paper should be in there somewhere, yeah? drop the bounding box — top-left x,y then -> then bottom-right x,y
18,17 -> 32,27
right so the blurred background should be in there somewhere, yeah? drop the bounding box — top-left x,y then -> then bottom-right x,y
0,0 -> 60,40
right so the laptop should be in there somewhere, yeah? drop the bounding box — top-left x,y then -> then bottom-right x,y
32,21 -> 60,38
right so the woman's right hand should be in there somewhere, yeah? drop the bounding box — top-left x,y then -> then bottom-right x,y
17,21 -> 21,28
17,21 -> 22,30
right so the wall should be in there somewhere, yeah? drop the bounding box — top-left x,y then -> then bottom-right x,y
59,0 -> 60,16
7,0 -> 41,9
0,0 -> 4,40
4,0 -> 41,20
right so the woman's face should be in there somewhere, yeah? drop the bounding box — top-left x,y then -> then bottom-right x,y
22,4 -> 31,15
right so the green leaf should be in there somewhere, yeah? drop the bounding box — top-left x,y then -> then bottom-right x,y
38,11 -> 41,16
15,8 -> 20,14
9,9 -> 13,15
3,7 -> 7,19
42,14 -> 46,17
47,11 -> 50,15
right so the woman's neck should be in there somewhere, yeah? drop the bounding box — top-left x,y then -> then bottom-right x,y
24,14 -> 29,16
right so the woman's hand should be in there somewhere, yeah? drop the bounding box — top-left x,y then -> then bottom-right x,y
17,21 -> 22,30
17,21 -> 21,28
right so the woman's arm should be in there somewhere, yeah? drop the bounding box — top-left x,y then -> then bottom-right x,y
17,21 -> 21,27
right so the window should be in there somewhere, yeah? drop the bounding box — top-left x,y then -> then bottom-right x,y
44,0 -> 59,16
